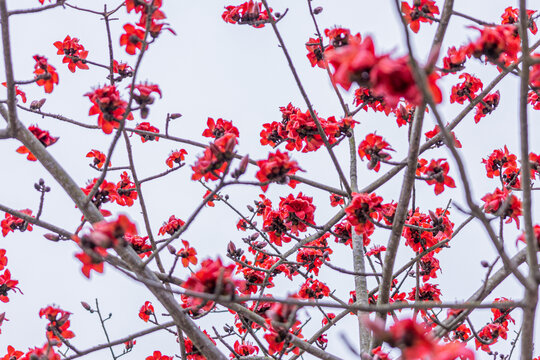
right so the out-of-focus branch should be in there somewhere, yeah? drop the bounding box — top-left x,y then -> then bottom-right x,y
517,1 -> 539,358
0,0 -> 17,135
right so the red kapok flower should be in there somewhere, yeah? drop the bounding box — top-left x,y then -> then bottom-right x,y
231,341 -> 258,358
442,46 -> 469,73
516,224 -> 540,249
125,234 -> 152,258
158,215 -> 185,236
298,278 -> 330,299
1,346 -> 23,360
222,1 -> 273,28
145,351 -> 172,360
424,124 -> 462,148
326,34 -> 377,91
202,117 -> 240,140
129,83 -> 162,119
419,159 -> 456,195
182,257 -> 243,307
138,301 -> 154,322
344,192 -> 383,238
370,56 -> 442,107
256,150 -> 301,191
166,149 -> 187,168
330,193 -> 345,207
474,91 -> 500,123
358,133 -> 394,172
77,214 -> 138,250
306,37 -> 326,68
177,240 -> 197,267
482,145 -> 517,179
39,306 -> 75,344
0,269 -> 21,303
191,133 -> 237,181
120,23 -> 146,55
53,35 -> 89,73
16,125 -> 59,161
1,210 -> 33,237
450,73 -> 483,104
85,85 -> 133,134
401,0 -> 440,33
135,122 -> 160,142
33,55 -> 59,93
1,82 -> 26,103
86,149 -> 110,169
482,188 -> 522,228
501,7 -> 537,35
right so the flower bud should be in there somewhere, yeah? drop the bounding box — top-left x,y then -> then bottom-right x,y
167,245 -> 176,254
313,6 -> 323,14
481,260 -> 490,268
81,301 -> 92,311
44,233 -> 60,242
169,113 -> 182,119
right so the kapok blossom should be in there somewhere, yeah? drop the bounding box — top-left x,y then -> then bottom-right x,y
85,85 -> 133,134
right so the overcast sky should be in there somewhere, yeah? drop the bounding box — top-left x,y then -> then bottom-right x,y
0,0 -> 539,359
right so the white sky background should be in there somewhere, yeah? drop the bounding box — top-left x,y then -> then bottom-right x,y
0,0 -> 539,359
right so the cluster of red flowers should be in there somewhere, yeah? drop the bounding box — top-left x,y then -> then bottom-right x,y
263,300 -> 303,356
325,32 -> 442,107
482,145 -> 520,187
1,210 -> 33,237
16,125 -> 58,162
259,193 -> 316,246
182,330 -> 216,360
121,0 -> 175,55
53,35 -> 89,73
416,158 -> 456,195
81,172 -> 138,211
85,85 -> 133,134
366,317 -> 474,359
474,298 -> 515,352
298,278 -> 330,299
33,55 -> 59,93
260,103 -> 356,152
192,133 -> 237,181
222,1 -> 273,28
256,150 -> 301,191
402,208 -> 454,253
